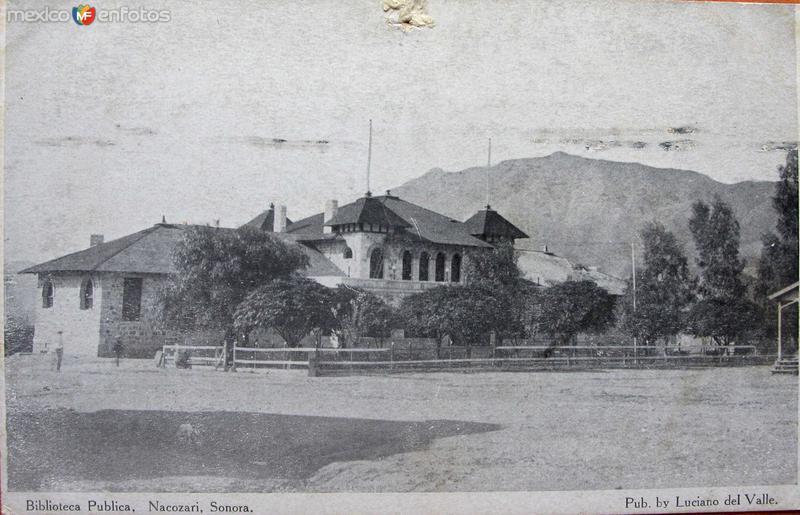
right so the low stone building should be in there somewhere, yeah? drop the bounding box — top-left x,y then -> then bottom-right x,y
22,222 -> 344,357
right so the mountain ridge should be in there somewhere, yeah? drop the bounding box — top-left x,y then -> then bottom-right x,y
391,152 -> 777,278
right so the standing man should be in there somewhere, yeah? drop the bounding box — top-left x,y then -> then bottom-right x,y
54,330 -> 64,372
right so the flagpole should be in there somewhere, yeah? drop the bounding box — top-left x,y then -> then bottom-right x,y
366,119 -> 373,196
486,137 -> 492,208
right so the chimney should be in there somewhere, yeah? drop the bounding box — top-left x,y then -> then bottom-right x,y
90,234 -> 104,247
323,199 -> 338,234
543,244 -> 549,253
273,205 -> 287,233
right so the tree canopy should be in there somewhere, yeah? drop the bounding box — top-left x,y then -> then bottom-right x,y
619,222 -> 695,344
688,197 -> 759,345
330,286 -> 394,347
464,241 -> 522,288
757,149 -> 799,347
398,285 -> 505,346
462,240 -> 534,340
539,280 -> 616,347
689,197 -> 747,299
233,276 -> 335,347
158,225 -> 309,339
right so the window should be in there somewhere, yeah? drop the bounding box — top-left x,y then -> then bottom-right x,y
122,278 -> 143,321
80,278 -> 93,310
451,253 -> 462,283
419,252 -> 430,281
369,248 -> 384,279
343,247 -> 353,259
435,252 -> 446,282
42,279 -> 54,308
402,251 -> 412,280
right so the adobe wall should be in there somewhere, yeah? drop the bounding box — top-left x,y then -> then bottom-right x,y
32,273 -> 103,356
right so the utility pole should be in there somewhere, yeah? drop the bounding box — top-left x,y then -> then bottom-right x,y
631,241 -> 637,364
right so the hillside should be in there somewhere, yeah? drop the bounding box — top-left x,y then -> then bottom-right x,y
391,152 -> 777,278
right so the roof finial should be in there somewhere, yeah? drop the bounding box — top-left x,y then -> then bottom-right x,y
486,137 -> 492,210
366,119 -> 373,197
269,202 -> 275,210
161,214 -> 166,224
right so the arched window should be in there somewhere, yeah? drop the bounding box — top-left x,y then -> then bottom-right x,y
80,278 -> 94,310
435,252 -> 446,282
42,279 -> 54,309
369,248 -> 384,279
419,252 -> 430,281
401,251 -> 412,280
343,247 -> 353,259
451,253 -> 462,283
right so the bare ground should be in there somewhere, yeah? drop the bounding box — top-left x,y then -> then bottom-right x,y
4,354 -> 797,492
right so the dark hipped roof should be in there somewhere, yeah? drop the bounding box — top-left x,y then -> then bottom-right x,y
325,196 -> 411,229
22,224 -> 343,278
241,205 -> 293,231
463,208 -> 529,240
285,212 -> 326,239
289,195 -> 493,248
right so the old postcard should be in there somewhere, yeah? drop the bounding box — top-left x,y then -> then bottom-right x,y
2,0 -> 799,513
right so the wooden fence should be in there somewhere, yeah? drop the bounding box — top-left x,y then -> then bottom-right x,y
221,344 -> 771,375
160,344 -> 225,368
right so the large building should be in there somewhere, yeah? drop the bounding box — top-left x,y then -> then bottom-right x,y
22,192 -> 623,357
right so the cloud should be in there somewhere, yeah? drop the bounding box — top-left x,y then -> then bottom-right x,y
240,136 -> 332,149
553,138 -> 647,151
114,124 -> 157,136
659,140 -> 696,151
759,141 -> 797,152
35,136 -> 115,147
667,126 -> 697,135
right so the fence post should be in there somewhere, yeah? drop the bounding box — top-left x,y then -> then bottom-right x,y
390,342 -> 395,370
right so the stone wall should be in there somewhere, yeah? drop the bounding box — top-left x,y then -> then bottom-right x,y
97,272 -> 176,358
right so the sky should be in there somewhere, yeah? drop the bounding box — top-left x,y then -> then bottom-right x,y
4,0 -> 798,265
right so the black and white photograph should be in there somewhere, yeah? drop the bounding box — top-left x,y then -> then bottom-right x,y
2,1 -> 799,513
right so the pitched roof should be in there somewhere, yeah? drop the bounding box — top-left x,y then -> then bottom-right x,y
289,195 -> 493,248
380,196 -> 492,247
325,196 -> 411,228
241,205 -> 293,231
22,224 -> 343,278
463,208 -> 529,240
286,212 -> 326,239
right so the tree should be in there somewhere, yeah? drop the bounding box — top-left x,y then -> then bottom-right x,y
157,225 -> 309,345
539,280 -> 615,353
757,150 -> 798,350
463,240 -> 535,341
619,223 -> 695,347
330,286 -> 394,348
233,276 -> 336,347
688,197 -> 759,346
398,285 -> 505,353
464,241 -> 522,288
